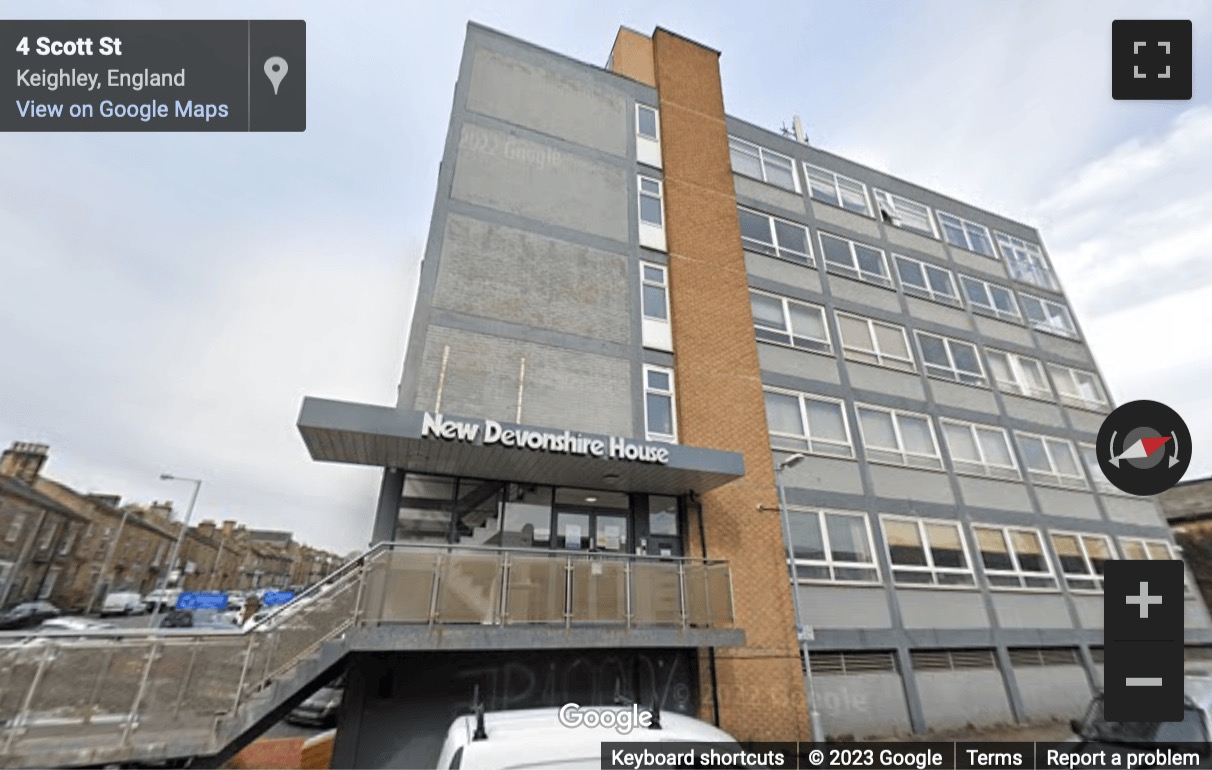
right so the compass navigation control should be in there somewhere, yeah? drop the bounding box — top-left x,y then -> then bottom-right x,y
1096,399 -> 1191,496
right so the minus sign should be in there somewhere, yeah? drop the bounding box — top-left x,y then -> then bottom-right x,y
1126,678 -> 1164,686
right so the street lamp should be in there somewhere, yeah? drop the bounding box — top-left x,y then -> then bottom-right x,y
775,452 -> 826,743
148,473 -> 202,627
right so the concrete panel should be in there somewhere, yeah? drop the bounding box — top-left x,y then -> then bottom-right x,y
758,343 -> 841,384
904,297 -> 971,330
956,476 -> 1033,512
1103,495 -> 1165,526
870,465 -> 955,505
1035,332 -> 1095,364
744,252 -> 823,293
1035,487 -> 1101,520
974,316 -> 1034,347
916,669 -> 1013,729
811,202 -> 881,240
829,274 -> 902,313
799,585 -> 892,630
847,363 -> 926,401
1001,394 -> 1064,427
434,214 -> 629,344
814,673 -> 911,739
899,589 -> 988,628
1093,664 -> 1105,688
734,174 -> 805,214
884,227 -> 947,259
1072,595 -> 1103,629
1014,665 -> 1093,720
782,456 -> 864,496
467,48 -> 627,156
1065,408 -> 1106,436
453,123 -> 629,242
1186,599 -> 1212,629
991,593 -> 1073,628
951,248 -> 1009,279
928,380 -> 1000,415
413,326 -> 632,436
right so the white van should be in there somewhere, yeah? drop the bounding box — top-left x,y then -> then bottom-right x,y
435,705 -> 742,770
100,591 -> 144,617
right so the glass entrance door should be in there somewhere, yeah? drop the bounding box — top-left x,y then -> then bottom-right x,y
555,510 -> 630,553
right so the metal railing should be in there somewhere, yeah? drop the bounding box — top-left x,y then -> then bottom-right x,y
0,543 -> 734,765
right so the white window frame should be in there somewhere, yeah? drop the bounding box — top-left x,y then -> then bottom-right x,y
1078,443 -> 1117,495
728,136 -> 800,192
1021,293 -> 1078,338
936,211 -> 995,257
915,331 -> 987,387
803,163 -> 871,215
635,103 -> 660,141
763,388 -> 855,458
749,289 -> 832,354
737,206 -> 813,265
818,231 -> 891,288
643,365 -> 677,443
880,514 -> 976,588
987,348 -> 1053,401
636,104 -> 662,169
1016,431 -> 1088,489
972,524 -> 1058,591
874,189 -> 937,237
939,419 -> 1021,480
37,524 -> 56,551
996,232 -> 1060,292
855,403 -> 943,470
893,254 -> 961,306
788,507 -> 881,585
960,275 -> 1021,322
1121,536 -> 1193,594
834,311 -> 915,372
638,175 -> 664,228
1048,363 -> 1108,410
641,263 -> 669,322
1049,530 -> 1114,593
4,512 -> 24,544
57,525 -> 76,556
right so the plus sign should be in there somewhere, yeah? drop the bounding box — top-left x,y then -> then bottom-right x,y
1126,581 -> 1163,619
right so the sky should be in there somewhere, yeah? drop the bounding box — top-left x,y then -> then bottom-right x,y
1,0 -> 1209,555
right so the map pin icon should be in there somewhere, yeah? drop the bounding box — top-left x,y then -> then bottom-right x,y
264,56 -> 288,95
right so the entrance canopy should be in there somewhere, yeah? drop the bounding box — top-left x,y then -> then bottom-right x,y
297,397 -> 744,496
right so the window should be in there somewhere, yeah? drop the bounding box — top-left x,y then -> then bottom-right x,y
37,524 -> 56,551
636,104 -> 659,141
1017,432 -> 1087,489
940,420 -> 1020,479
804,164 -> 870,215
737,207 -> 812,265
996,233 -> 1059,291
973,525 -> 1057,589
638,175 -> 663,227
57,525 -> 77,556
818,232 -> 891,287
749,290 -> 831,353
1050,532 -> 1113,592
1048,364 -> 1108,410
835,312 -> 915,372
893,255 -> 960,305
644,365 -> 677,442
641,263 -> 669,321
960,275 -> 1021,322
1078,443 -> 1116,494
874,190 -> 936,236
789,508 -> 880,583
763,389 -> 853,457
728,136 -> 799,191
4,512 -> 24,543
1021,294 -> 1077,338
915,331 -> 986,386
857,404 -> 942,469
937,212 -> 995,257
882,516 -> 975,586
987,349 -> 1052,400
1121,537 -> 1178,562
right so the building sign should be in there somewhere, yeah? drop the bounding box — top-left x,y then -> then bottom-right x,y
421,412 -> 670,464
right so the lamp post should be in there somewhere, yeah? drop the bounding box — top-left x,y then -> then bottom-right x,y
775,452 -> 825,743
148,474 -> 202,627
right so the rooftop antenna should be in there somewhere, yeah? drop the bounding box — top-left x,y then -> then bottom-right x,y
779,121 -> 792,139
792,114 -> 806,144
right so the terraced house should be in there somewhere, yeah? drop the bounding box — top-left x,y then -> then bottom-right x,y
294,22 -> 1212,764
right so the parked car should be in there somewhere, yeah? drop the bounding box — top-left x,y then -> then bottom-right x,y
435,705 -> 742,770
100,591 -> 145,617
1067,675 -> 1212,766
286,678 -> 345,727
0,602 -> 61,631
143,588 -> 181,612
39,617 -> 116,632
157,608 -> 240,632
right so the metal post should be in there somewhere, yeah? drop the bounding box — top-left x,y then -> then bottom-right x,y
121,642 -> 160,746
149,477 -> 202,628
86,508 -> 129,615
776,455 -> 825,743
206,536 -> 225,591
5,643 -> 55,752
231,636 -> 255,714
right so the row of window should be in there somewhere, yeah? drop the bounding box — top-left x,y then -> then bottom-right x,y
791,508 -> 1179,593
739,206 -> 1078,338
766,387 -> 1113,492
750,290 -> 1107,410
728,135 -> 1062,294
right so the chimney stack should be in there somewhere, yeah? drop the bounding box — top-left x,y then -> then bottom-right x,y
0,442 -> 50,485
